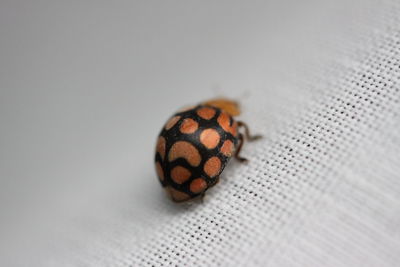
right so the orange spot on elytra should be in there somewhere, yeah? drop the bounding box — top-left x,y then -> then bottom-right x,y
221,140 -> 234,157
230,121 -> 238,136
217,112 -> 231,132
170,166 -> 191,184
165,186 -> 191,202
156,136 -> 166,160
168,141 -> 201,167
200,128 -> 220,149
204,156 -> 221,177
197,107 -> 216,120
165,116 -> 181,130
155,162 -> 164,181
190,178 -> 207,194
217,112 -> 237,136
180,118 -> 198,134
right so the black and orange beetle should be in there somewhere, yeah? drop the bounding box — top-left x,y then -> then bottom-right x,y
155,98 -> 261,202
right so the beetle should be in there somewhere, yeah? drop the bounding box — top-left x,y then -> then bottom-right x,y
154,98 -> 261,202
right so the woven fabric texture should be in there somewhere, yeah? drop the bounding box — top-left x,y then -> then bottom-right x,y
1,0 -> 399,266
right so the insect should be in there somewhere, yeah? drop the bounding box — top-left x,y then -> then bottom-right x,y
154,98 -> 261,202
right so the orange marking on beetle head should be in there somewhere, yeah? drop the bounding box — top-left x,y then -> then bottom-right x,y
180,118 -> 199,134
168,141 -> 201,167
200,128 -> 220,149
156,136 -> 166,160
165,186 -> 191,202
202,98 -> 240,116
190,178 -> 207,194
170,166 -> 191,184
155,162 -> 164,181
221,140 -> 234,157
197,107 -> 216,120
165,116 -> 181,130
204,156 -> 221,177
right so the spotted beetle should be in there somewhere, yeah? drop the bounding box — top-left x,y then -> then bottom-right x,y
155,98 -> 261,202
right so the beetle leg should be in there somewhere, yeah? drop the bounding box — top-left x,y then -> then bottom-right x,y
237,121 -> 262,141
234,133 -> 248,163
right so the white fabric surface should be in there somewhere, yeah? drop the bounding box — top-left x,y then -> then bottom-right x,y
0,0 -> 399,266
